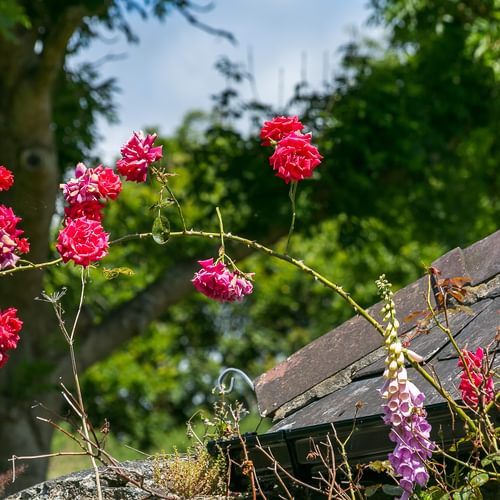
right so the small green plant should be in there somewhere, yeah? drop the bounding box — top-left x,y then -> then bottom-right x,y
153,444 -> 226,498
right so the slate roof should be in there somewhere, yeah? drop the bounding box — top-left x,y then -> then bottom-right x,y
212,231 -> 500,492
254,229 -> 500,429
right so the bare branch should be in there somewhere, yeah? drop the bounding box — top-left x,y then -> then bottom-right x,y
53,259 -> 197,380
177,5 -> 236,45
35,5 -> 89,89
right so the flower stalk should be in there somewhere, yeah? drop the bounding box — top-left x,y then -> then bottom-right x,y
377,275 -> 435,500
285,180 -> 298,254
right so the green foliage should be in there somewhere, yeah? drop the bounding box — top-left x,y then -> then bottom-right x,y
0,0 -> 30,39
54,62 -> 119,171
370,0 -> 500,76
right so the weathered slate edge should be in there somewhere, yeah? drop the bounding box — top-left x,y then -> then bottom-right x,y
255,230 -> 500,419
6,460 -> 164,500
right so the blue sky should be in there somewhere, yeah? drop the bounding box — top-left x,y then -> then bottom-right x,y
74,0 -> 381,163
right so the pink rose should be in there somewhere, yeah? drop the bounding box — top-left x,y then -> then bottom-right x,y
0,165 -> 14,192
56,217 -> 109,267
62,163 -> 100,204
117,131 -> 163,182
0,205 -> 20,234
268,132 -> 323,183
192,258 -> 253,302
64,200 -> 105,222
0,307 -> 22,368
0,205 -> 30,270
260,116 -> 304,146
61,163 -> 121,205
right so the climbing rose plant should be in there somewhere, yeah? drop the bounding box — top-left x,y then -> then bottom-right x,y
0,118 -> 498,499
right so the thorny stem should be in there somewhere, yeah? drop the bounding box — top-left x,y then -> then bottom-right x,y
110,232 -> 152,245
115,230 -> 387,334
164,181 -> 187,233
215,206 -> 225,258
168,230 -> 385,335
5,229 -> 387,334
0,257 -> 62,276
285,180 -> 298,254
4,228 -> 497,439
435,447 -> 500,479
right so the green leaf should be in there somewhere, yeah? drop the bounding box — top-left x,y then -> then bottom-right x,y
449,433 -> 474,452
382,484 -> 404,496
481,453 -> 500,467
469,472 -> 489,488
365,485 -> 381,497
149,199 -> 175,211
152,215 -> 170,245
452,486 -> 482,500
102,267 -> 135,280
418,486 -> 449,500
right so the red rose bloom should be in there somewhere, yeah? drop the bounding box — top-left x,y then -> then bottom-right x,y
56,217 -> 109,267
0,204 -> 20,234
117,131 -> 163,182
64,200 -> 105,222
94,165 -> 122,200
0,308 -> 22,368
268,132 -> 323,183
15,238 -> 30,254
260,116 -> 304,146
192,258 -> 253,302
0,165 -> 14,192
0,204 -> 30,269
458,347 -> 495,407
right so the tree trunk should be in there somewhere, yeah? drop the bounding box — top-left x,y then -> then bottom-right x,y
0,20 -> 65,493
0,119 -> 61,493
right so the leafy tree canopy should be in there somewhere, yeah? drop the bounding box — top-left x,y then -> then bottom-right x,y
79,0 -> 500,448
